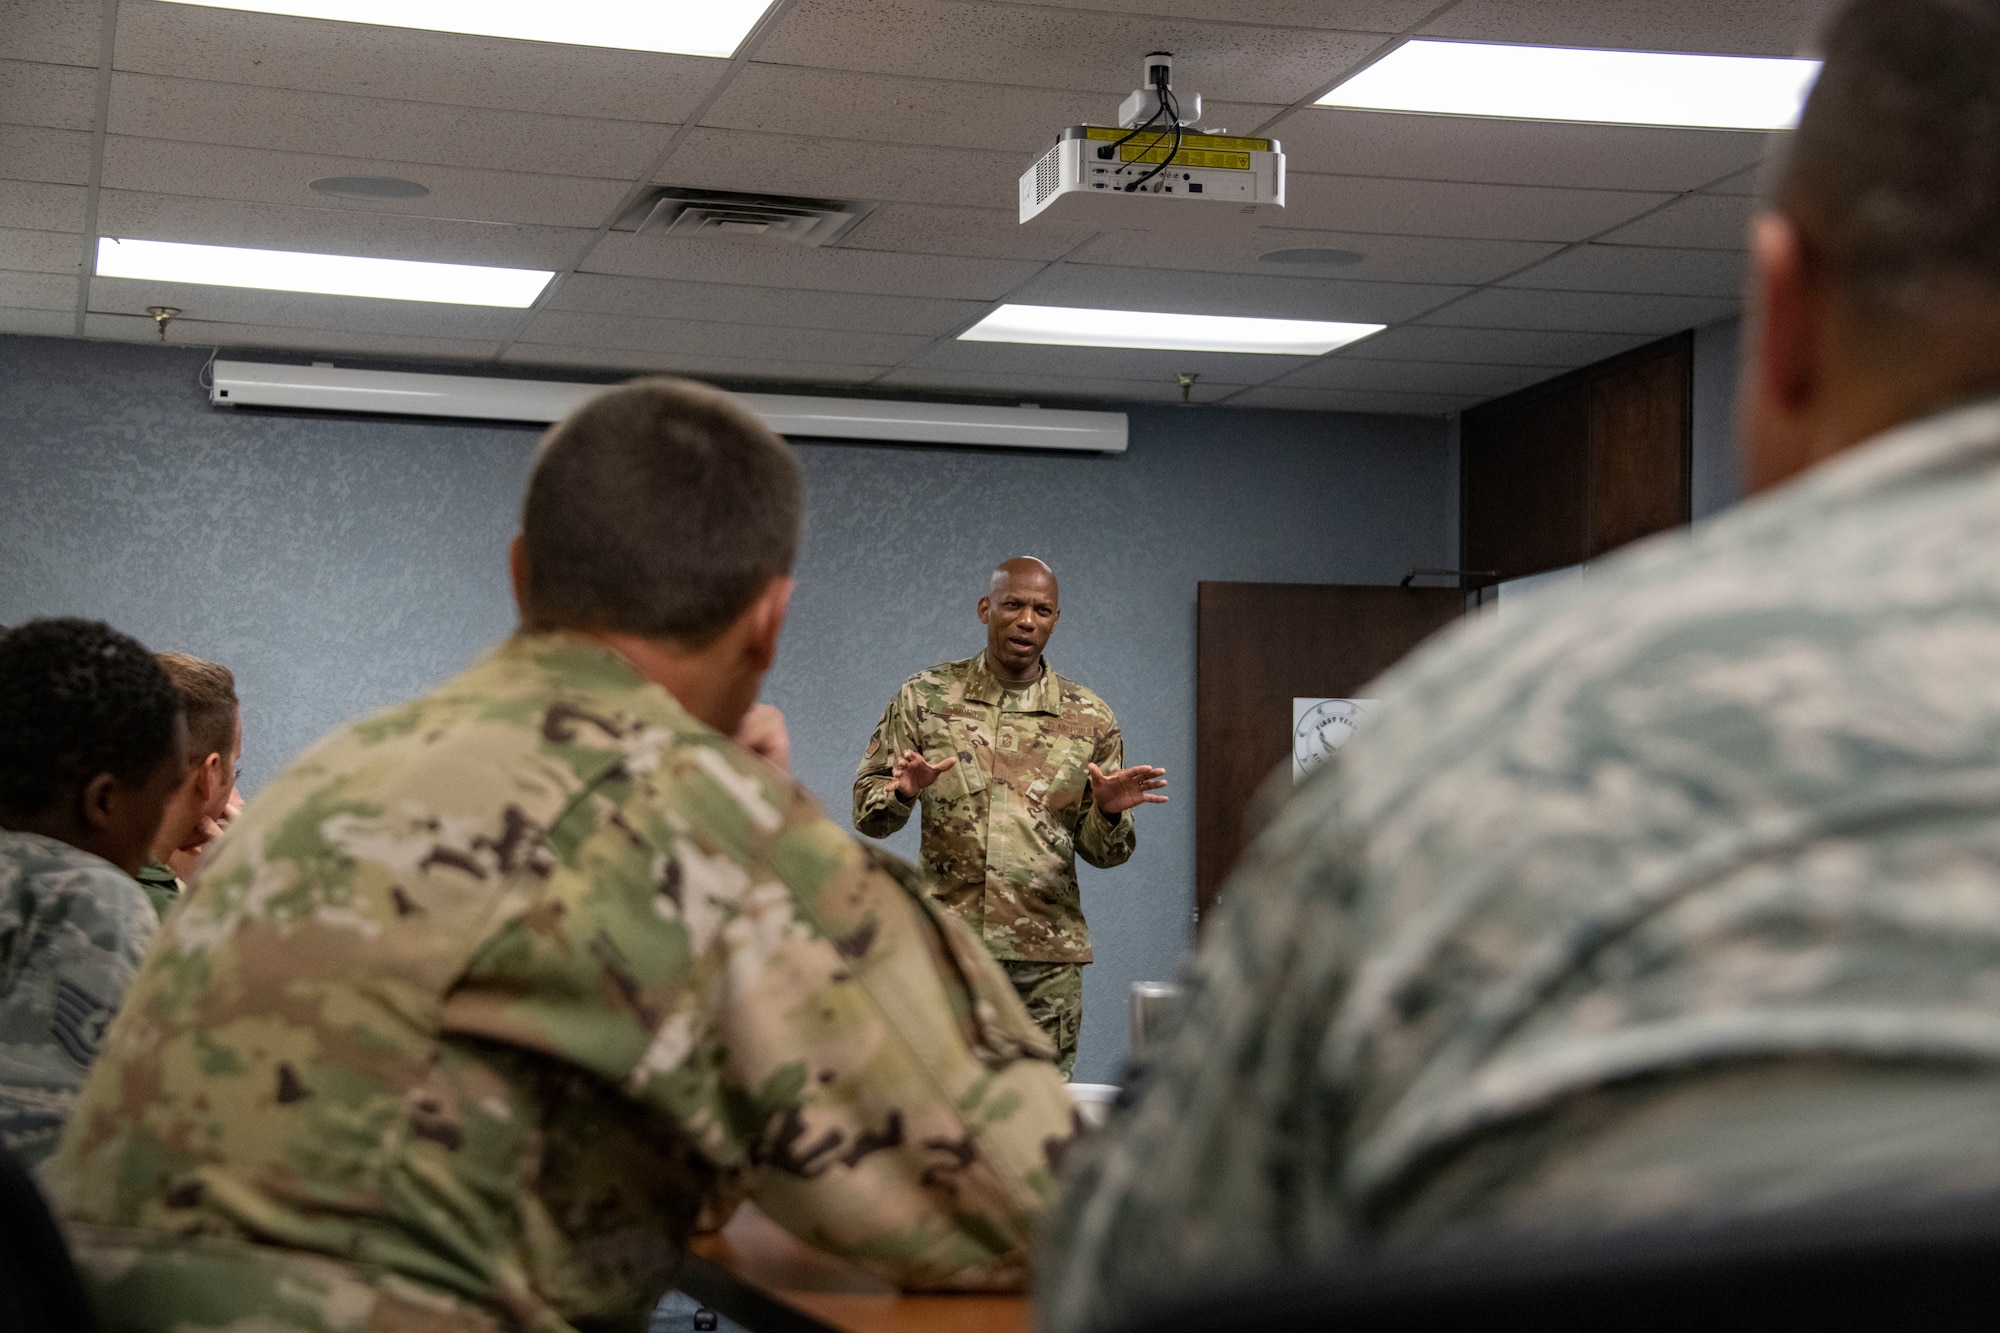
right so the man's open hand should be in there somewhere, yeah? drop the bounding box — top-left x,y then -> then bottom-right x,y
735,703 -> 792,777
1088,761 -> 1169,816
893,749 -> 958,801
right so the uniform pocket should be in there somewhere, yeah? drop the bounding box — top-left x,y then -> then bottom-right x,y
928,719 -> 988,803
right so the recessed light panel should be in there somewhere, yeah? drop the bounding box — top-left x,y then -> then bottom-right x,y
960,304 -> 1384,355
310,176 -> 431,200
157,0 -> 779,58
1317,40 -> 1820,130
96,238 -> 553,308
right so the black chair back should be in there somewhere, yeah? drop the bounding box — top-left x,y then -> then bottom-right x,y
0,1145 -> 98,1333
1118,1193 -> 2000,1333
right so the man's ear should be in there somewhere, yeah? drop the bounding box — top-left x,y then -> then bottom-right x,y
78,772 -> 119,832
1742,212 -> 1823,493
195,750 -> 225,803
743,576 -> 796,673
508,536 -> 529,616
977,595 -> 992,625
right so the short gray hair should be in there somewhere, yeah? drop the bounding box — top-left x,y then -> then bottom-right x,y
519,378 -> 802,644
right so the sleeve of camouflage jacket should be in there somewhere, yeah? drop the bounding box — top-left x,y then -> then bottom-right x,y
1033,776 -> 1362,1331
0,862 -> 158,1169
853,685 -> 921,839
448,737 -> 1078,1292
1074,723 -> 1137,870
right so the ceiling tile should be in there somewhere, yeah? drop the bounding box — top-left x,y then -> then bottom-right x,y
1005,262 -> 1464,322
876,364 -> 1239,404
904,337 -> 1305,385
1701,165 -> 1767,196
0,307 -> 75,335
83,310 -> 502,361
1280,172 -> 1672,241
1419,0 -> 1835,56
501,343 -> 890,385
0,228 -> 82,274
585,231 -> 1043,300
100,137 -> 631,229
107,73 -> 675,180
0,124 -> 93,186
0,269 -> 76,310
1273,109 -> 1776,193
1001,0 -> 1431,28
707,63 -> 1281,156
89,276 -> 532,339
1498,243 -> 1748,297
1223,384 -> 1473,414
837,204 -> 1094,262
1598,193 -> 1755,250
96,190 -> 594,268
0,180 -> 86,231
1336,323 -> 1654,366
0,59 -> 99,130
756,0 -> 1384,102
520,309 -> 932,363
549,273 -> 986,336
0,0 -> 101,67
1268,356 -> 1551,396
659,128 -> 1024,211
1421,286 -> 1742,333
1067,226 -> 1560,285
111,2 -> 729,121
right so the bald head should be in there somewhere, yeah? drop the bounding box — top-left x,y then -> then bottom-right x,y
991,557 -> 1057,598
981,557 -> 1061,683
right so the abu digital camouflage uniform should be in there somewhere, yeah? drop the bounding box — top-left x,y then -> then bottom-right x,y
1040,395 -> 2000,1333
46,633 -> 1076,1333
854,655 -> 1135,1075
0,829 -> 157,1170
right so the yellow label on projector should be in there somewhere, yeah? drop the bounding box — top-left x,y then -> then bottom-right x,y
1084,125 -> 1273,153
1117,144 -> 1251,169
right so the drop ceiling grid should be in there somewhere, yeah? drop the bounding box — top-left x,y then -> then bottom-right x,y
0,0 -> 1832,409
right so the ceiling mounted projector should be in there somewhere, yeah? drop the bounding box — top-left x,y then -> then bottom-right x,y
1020,51 -> 1285,230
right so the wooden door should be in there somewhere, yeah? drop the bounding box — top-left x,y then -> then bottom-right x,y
1195,582 -> 1464,921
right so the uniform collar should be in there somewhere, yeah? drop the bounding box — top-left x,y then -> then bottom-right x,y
965,652 -> 1062,714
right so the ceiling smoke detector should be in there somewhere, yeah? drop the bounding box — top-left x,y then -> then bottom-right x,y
619,188 -> 875,246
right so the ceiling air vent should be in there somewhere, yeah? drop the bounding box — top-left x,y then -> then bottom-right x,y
618,188 -> 875,247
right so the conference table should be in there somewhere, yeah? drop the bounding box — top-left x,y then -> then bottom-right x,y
681,1205 -> 1032,1333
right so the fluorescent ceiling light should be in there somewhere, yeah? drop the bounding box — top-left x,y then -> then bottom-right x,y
960,304 -> 1384,355
1317,39 -> 1820,130
96,238 -> 553,308
156,0 -> 777,58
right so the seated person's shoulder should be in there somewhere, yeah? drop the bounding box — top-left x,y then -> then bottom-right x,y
0,830 -> 151,923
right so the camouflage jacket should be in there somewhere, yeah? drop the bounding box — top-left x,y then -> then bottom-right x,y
134,860 -> 183,921
853,655 -> 1135,964
0,830 -> 157,1170
1039,395 -> 2000,1332
46,634 -> 1076,1333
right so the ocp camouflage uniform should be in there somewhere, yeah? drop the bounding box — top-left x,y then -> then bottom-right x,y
46,633 -> 1076,1333
0,830 -> 156,1170
854,655 -> 1134,1076
1039,395 -> 2000,1332
134,859 -> 182,921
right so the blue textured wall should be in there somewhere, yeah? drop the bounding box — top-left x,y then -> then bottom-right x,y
1692,315 -> 1745,520
0,331 -> 1457,1079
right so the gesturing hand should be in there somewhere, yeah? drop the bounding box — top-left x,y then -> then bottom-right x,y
735,703 -> 793,777
1087,761 -> 1169,816
893,749 -> 958,801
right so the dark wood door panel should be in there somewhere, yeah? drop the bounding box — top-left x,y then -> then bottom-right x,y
1589,340 -> 1692,556
1462,384 -> 1590,582
1462,332 -> 1693,583
1195,582 -> 1464,920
